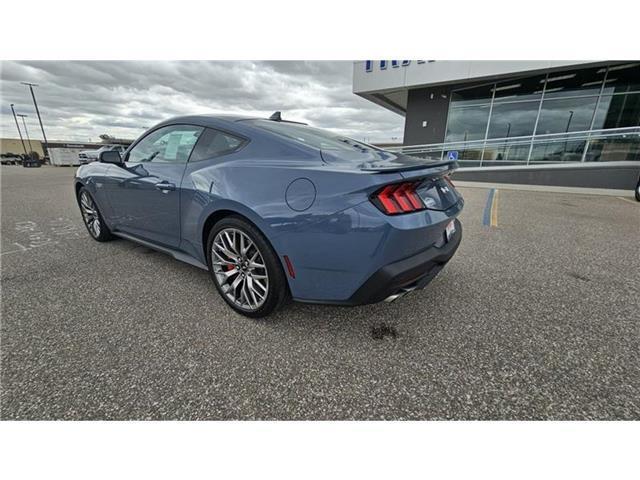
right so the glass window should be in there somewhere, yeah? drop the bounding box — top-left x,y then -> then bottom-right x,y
601,63 -> 640,95
127,125 -> 203,163
586,138 -> 640,162
189,128 -> 247,162
487,101 -> 539,139
529,140 -> 586,163
542,67 -> 606,99
482,143 -> 531,165
592,93 -> 640,130
536,97 -> 598,135
450,83 -> 493,107
248,119 -> 378,152
444,105 -> 490,142
492,75 -> 546,103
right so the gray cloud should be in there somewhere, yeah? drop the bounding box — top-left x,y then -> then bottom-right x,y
0,61 -> 403,144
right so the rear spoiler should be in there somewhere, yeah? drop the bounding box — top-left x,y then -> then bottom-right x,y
360,159 -> 458,174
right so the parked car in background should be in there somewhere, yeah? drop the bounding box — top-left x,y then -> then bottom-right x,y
74,113 -> 463,317
22,156 -> 41,168
0,153 -> 22,165
79,145 -> 127,165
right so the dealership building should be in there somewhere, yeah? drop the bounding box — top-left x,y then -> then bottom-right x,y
353,61 -> 640,191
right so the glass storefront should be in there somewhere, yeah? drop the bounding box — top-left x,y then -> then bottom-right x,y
443,63 -> 640,165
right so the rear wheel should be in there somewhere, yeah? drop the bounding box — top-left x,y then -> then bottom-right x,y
78,188 -> 114,242
206,216 -> 288,318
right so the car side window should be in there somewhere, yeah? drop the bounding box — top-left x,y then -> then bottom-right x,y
127,125 -> 204,164
189,128 -> 247,162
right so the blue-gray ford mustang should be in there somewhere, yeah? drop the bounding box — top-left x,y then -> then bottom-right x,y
74,113 -> 463,317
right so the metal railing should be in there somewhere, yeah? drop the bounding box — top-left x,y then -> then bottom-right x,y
387,126 -> 640,166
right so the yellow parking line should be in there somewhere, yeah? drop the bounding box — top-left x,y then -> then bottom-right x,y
490,189 -> 499,227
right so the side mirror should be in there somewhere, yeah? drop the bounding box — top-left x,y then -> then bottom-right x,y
100,150 -> 123,164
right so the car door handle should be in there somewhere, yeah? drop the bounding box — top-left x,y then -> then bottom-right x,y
155,181 -> 176,192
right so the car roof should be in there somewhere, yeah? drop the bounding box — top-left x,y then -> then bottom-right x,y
147,114 -> 312,145
157,114 -> 261,128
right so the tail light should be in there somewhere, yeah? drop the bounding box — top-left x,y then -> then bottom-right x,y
371,181 -> 425,215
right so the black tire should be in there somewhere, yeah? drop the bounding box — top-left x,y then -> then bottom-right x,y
206,215 -> 289,318
77,187 -> 114,242
635,179 -> 640,202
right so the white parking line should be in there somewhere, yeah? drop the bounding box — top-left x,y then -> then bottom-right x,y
617,196 -> 638,205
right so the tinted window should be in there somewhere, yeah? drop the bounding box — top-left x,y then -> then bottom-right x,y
127,125 -> 203,163
450,84 -> 493,107
492,75 -> 546,103
529,140 -> 586,163
536,97 -> 598,134
601,63 -> 640,95
542,67 -> 606,99
487,101 -> 539,138
189,128 -> 246,162
249,119 -> 377,152
593,93 -> 640,129
444,105 -> 490,142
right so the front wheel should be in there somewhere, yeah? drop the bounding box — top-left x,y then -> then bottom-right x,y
206,216 -> 289,318
78,187 -> 114,242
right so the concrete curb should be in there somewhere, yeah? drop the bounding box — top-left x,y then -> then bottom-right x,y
454,181 -> 637,198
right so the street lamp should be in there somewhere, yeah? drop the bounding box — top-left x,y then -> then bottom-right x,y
16,114 -> 33,157
502,122 -> 512,161
10,104 -> 29,156
21,82 -> 50,158
563,110 -> 575,157
565,110 -> 575,133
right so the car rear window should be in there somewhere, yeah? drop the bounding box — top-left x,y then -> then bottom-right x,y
247,119 -> 380,153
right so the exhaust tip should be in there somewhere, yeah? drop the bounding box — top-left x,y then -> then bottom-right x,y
384,286 -> 417,303
384,291 -> 406,303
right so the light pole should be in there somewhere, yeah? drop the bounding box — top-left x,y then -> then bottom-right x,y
565,110 -> 574,133
503,122 -> 512,161
564,110 -> 574,156
10,104 -> 29,156
21,82 -> 49,157
16,114 -> 33,157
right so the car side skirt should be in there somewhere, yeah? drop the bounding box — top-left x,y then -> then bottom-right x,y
113,231 -> 209,271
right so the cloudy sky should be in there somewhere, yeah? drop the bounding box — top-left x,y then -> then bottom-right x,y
0,61 -> 403,144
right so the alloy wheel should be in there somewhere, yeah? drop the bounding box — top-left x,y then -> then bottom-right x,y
80,191 -> 101,238
211,228 -> 269,311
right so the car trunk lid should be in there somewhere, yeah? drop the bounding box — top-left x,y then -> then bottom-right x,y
320,148 -> 456,177
321,148 -> 460,210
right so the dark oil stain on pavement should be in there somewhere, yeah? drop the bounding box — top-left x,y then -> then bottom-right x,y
371,323 -> 398,340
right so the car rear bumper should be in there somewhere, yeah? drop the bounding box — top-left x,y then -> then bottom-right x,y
296,218 -> 462,306
346,218 -> 462,305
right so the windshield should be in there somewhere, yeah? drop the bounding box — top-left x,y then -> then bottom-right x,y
248,119 -> 381,153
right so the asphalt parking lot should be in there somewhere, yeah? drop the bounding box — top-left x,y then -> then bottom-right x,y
1,165 -> 638,420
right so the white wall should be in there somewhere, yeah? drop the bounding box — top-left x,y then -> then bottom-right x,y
353,60 -> 598,94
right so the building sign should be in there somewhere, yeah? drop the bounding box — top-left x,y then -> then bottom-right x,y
365,60 -> 429,72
